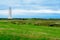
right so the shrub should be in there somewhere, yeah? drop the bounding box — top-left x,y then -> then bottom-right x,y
33,22 -> 41,26
49,23 -> 60,27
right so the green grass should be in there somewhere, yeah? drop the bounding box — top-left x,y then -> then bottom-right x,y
0,20 -> 60,40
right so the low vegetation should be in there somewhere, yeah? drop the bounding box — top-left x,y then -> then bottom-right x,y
0,19 -> 60,40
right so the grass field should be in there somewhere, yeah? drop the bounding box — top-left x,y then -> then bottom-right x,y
0,20 -> 60,40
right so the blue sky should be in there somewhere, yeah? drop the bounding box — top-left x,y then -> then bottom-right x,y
0,0 -> 60,18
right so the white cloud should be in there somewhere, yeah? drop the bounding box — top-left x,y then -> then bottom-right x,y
0,0 -> 20,7
12,9 -> 60,13
0,10 -> 8,15
0,0 -> 59,10
21,0 -> 43,4
0,9 -> 60,16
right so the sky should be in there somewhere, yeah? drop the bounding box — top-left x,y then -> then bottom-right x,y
0,0 -> 60,18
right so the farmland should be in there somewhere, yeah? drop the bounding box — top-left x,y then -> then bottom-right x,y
0,19 -> 60,40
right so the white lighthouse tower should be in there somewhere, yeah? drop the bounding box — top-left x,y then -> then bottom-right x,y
8,7 -> 12,19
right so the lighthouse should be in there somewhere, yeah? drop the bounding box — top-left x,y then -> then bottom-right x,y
8,7 -> 12,19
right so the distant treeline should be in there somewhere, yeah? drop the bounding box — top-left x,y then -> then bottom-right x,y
0,18 -> 60,20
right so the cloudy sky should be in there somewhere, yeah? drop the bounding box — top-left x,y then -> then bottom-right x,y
0,0 -> 60,18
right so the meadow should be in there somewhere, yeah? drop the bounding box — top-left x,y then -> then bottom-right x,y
0,19 -> 60,40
